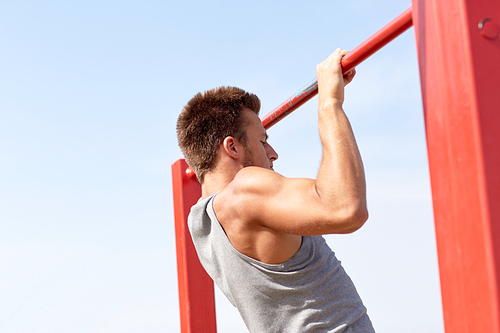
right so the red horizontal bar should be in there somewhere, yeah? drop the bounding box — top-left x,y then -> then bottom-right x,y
261,6 -> 413,129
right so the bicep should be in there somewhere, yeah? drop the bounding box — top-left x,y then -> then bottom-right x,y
256,177 -> 327,235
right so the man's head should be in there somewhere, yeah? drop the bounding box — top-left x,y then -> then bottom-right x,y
177,86 -> 261,183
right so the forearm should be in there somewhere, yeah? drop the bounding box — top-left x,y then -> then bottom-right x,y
315,98 -> 367,228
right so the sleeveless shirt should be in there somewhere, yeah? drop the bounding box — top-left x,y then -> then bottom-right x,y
188,193 -> 375,333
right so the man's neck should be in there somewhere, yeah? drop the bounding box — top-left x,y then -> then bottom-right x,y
201,169 -> 237,198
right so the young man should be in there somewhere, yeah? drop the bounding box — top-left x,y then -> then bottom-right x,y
177,49 -> 375,332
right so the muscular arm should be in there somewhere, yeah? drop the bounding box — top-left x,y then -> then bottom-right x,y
314,48 -> 367,233
218,49 -> 366,238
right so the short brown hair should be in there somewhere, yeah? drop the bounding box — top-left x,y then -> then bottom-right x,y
177,86 -> 261,183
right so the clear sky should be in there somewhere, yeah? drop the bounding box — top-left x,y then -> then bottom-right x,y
0,1 -> 444,332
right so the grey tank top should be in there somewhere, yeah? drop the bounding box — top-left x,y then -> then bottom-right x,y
188,193 -> 375,333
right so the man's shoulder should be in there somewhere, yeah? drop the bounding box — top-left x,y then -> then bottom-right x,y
215,167 -> 281,224
229,167 -> 282,194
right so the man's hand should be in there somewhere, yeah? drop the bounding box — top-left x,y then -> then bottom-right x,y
316,48 -> 356,107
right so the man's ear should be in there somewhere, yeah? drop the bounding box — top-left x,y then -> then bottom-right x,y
222,136 -> 240,160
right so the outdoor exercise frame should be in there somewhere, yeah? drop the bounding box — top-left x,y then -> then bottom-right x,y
172,1 -> 500,332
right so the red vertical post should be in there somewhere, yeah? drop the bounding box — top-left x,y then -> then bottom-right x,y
412,0 -> 500,332
172,159 -> 217,333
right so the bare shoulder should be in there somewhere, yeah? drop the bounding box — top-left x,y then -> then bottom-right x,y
215,167 -> 283,219
215,167 -> 317,229
231,167 -> 283,193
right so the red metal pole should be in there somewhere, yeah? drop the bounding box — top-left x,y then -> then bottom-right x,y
261,7 -> 413,129
172,159 -> 217,333
412,0 -> 500,331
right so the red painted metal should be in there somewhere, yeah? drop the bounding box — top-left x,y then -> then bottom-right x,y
412,0 -> 500,331
172,159 -> 217,333
261,7 -> 413,129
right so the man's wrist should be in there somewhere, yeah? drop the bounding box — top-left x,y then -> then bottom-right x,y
318,97 -> 344,113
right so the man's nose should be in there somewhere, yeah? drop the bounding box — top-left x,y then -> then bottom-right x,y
267,144 -> 278,161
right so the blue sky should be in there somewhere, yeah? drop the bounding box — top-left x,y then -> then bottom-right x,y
1,1 -> 443,332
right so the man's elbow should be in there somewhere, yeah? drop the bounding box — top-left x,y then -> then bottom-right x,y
347,204 -> 369,233
334,201 -> 369,234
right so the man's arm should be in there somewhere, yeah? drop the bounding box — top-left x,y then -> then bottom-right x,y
221,49 -> 366,236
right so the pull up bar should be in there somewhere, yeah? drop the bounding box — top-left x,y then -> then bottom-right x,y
261,7 -> 413,129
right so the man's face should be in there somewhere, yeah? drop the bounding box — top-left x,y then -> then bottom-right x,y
241,109 -> 278,170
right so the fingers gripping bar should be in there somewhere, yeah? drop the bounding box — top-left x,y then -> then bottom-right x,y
261,7 -> 413,130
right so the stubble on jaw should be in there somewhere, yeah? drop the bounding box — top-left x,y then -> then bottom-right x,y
243,145 -> 255,168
